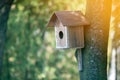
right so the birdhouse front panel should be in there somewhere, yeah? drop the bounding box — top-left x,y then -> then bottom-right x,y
55,20 -> 68,48
55,27 -> 68,48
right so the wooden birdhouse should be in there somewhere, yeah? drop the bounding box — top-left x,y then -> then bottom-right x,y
47,11 -> 89,49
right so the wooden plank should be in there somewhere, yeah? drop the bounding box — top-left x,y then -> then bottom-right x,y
67,26 -> 84,48
47,11 -> 89,27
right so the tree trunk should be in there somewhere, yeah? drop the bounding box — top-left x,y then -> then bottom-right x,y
0,0 -> 13,79
78,0 -> 112,80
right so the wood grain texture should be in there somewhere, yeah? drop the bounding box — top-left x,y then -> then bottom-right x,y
55,19 -> 84,49
55,19 -> 68,48
47,11 -> 89,27
67,26 -> 84,48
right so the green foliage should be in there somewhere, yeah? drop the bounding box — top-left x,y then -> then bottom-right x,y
3,0 -> 86,80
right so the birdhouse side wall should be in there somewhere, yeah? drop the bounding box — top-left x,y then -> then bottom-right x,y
67,26 -> 84,48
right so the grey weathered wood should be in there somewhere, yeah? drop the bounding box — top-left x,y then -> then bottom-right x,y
55,19 -> 84,48
55,19 -> 68,48
47,11 -> 89,27
47,11 -> 89,49
67,26 -> 84,48
78,49 -> 83,71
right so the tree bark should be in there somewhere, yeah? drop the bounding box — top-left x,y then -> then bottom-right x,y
0,0 -> 13,79
78,0 -> 112,80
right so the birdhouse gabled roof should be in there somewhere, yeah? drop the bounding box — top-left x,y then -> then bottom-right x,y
47,11 -> 89,27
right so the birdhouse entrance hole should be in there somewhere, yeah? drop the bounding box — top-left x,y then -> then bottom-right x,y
59,31 -> 63,39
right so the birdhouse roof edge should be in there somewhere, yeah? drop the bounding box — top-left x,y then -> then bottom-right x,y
47,11 -> 90,27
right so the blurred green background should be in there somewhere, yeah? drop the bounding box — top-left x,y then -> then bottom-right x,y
3,0 -> 86,80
